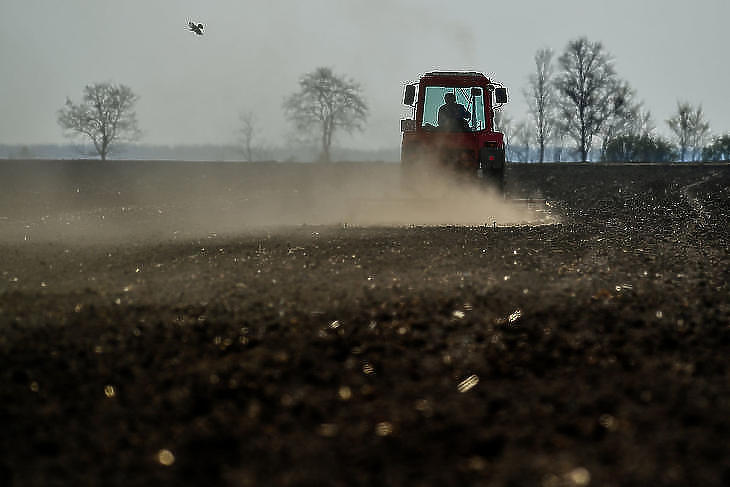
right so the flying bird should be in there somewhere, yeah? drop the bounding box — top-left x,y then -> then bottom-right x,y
187,21 -> 204,36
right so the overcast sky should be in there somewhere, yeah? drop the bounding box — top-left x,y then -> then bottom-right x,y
2,0 -> 728,149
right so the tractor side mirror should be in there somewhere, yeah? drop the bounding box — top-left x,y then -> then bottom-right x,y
403,84 -> 416,106
495,87 -> 508,104
471,87 -> 482,97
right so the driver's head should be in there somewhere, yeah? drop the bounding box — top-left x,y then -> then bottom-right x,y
444,92 -> 456,104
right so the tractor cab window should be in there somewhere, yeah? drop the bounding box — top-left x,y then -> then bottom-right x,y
422,86 -> 486,132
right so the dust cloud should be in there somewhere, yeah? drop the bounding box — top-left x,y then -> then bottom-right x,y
0,161 -> 554,243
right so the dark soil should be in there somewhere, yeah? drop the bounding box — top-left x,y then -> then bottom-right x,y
1,161 -> 728,486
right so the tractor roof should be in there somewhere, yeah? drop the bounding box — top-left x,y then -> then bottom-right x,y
422,71 -> 491,84
424,71 -> 487,78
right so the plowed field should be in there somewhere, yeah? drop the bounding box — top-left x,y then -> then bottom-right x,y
1,161 -> 728,486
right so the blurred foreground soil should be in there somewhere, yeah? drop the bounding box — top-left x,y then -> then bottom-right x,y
0,161 -> 729,486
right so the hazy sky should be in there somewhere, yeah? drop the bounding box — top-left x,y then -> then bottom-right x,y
2,0 -> 728,149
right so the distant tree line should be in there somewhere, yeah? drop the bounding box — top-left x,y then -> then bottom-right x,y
507,36 -> 727,162
1,143 -> 399,163
56,68 -> 369,162
55,52 -> 726,163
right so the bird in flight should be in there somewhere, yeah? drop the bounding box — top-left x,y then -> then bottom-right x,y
187,21 -> 204,36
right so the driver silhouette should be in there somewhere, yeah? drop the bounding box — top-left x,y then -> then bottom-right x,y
437,92 -> 470,131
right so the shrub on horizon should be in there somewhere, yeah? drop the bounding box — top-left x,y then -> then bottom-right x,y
603,134 -> 677,163
702,134 -> 730,161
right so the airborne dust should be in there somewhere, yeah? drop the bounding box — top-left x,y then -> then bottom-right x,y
0,161 -> 554,243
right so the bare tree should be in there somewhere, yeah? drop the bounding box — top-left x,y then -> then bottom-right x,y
525,48 -> 555,162
493,110 -> 512,135
57,82 -> 141,160
633,109 -> 656,138
599,79 -> 650,160
667,101 -> 711,161
493,110 -> 514,160
552,131 -> 567,162
283,67 -> 368,162
511,119 -> 534,162
601,106 -> 656,161
554,37 -> 616,162
237,111 -> 262,162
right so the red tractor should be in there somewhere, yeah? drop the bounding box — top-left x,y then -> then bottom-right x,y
400,71 -> 508,191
